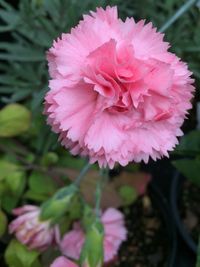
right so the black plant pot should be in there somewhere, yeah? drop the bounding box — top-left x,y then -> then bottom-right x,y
149,182 -> 177,267
170,172 -> 197,254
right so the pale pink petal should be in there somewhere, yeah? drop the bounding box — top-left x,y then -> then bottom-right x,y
50,257 -> 78,267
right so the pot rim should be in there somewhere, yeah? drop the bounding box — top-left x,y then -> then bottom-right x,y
149,182 -> 177,267
170,171 -> 197,254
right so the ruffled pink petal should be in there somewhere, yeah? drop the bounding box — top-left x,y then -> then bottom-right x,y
45,6 -> 194,168
60,224 -> 85,260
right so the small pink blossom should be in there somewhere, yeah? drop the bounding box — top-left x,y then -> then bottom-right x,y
45,6 -> 194,168
50,257 -> 78,267
9,205 -> 58,251
60,208 -> 127,263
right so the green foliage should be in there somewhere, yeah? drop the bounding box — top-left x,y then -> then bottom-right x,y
174,130 -> 200,156
173,158 -> 200,186
0,159 -> 26,212
119,185 -> 138,206
5,239 -> 41,267
0,104 -> 31,137
0,210 -> 7,237
24,171 -> 58,202
173,130 -> 200,187
0,160 -> 20,180
40,152 -> 59,167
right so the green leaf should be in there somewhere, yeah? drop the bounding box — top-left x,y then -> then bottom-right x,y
119,185 -> 138,206
40,152 -> 59,167
0,160 -> 19,181
1,195 -> 20,213
0,104 -> 31,137
5,239 -> 40,267
173,158 -> 200,186
24,190 -> 49,202
58,152 -> 87,170
0,9 -> 19,26
0,51 -> 44,61
175,130 -> 200,155
0,210 -> 7,237
28,171 -> 57,195
5,171 -> 26,196
2,90 -> 31,103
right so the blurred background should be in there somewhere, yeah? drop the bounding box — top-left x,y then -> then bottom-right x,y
0,1 -> 200,267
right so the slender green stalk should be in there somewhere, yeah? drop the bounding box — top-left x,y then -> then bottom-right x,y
196,236 -> 200,267
74,161 -> 91,186
95,168 -> 109,217
95,182 -> 102,217
159,0 -> 197,32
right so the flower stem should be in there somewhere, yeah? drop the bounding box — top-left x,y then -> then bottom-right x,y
196,236 -> 200,267
74,162 -> 91,186
159,0 -> 197,32
95,168 -> 109,217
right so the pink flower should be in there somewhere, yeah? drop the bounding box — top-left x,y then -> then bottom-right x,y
9,205 -> 58,251
45,6 -> 194,168
51,257 -> 78,267
60,208 -> 127,263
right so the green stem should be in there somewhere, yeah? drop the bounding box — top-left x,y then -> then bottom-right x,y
95,168 -> 109,217
159,0 -> 197,32
196,236 -> 200,267
74,162 -> 91,186
95,182 -> 102,218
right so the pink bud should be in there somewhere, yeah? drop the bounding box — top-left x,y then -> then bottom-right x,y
9,205 -> 58,251
50,257 -> 78,267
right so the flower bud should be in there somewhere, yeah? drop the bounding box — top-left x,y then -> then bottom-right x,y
40,184 -> 78,222
9,205 -> 58,251
80,218 -> 104,267
51,257 -> 78,267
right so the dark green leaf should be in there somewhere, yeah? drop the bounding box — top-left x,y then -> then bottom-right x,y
173,158 -> 200,186
0,160 -> 19,181
175,130 -> 200,155
5,239 -> 40,267
1,195 -> 20,213
28,171 -> 57,195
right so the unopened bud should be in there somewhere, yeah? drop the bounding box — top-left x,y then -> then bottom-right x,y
40,184 -> 78,222
80,218 -> 104,267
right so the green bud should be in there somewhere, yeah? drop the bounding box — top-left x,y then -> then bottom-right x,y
0,210 -> 7,237
82,205 -> 96,231
41,152 -> 58,167
119,185 -> 138,206
80,218 -> 104,267
40,184 -> 78,222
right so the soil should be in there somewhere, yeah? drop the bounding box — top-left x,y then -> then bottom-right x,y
179,181 -> 200,244
108,191 -> 169,267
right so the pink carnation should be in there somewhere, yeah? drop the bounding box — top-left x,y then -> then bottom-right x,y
60,208 -> 127,263
50,257 -> 78,267
9,205 -> 58,251
45,6 -> 194,168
